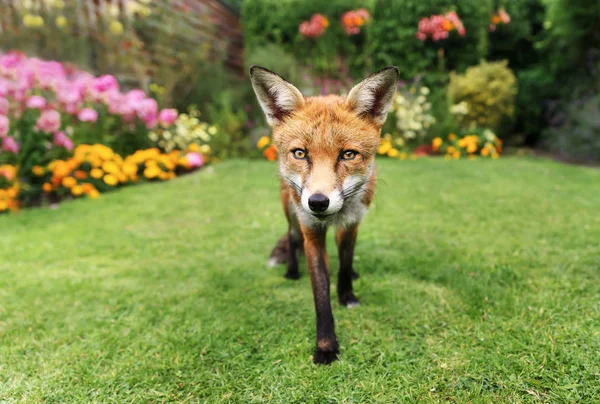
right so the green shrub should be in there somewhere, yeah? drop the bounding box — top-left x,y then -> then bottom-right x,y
487,0 -> 546,72
544,93 -> 600,163
242,0 -> 373,78
448,60 -> 517,132
243,0 -> 493,80
366,0 -> 493,80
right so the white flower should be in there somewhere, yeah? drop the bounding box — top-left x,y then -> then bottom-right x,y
420,87 -> 430,95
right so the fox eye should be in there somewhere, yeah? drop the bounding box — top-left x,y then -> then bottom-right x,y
292,149 -> 307,159
341,150 -> 358,160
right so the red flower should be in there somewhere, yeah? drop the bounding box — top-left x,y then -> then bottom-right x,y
299,14 -> 329,38
341,9 -> 369,35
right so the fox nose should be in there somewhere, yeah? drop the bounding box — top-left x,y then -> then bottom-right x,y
308,193 -> 330,212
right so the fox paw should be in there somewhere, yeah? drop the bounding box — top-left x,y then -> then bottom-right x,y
313,348 -> 339,365
284,271 -> 300,280
339,293 -> 360,308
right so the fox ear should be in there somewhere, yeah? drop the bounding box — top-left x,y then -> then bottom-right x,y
345,66 -> 399,126
249,65 -> 305,126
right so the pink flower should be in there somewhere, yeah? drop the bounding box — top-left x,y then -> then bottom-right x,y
186,152 -> 204,168
499,9 -> 511,24
299,14 -> 328,38
0,98 -> 8,115
26,95 -> 46,110
0,79 -> 8,97
53,131 -> 73,151
158,108 -> 177,127
92,74 -> 118,93
136,98 -> 158,129
2,136 -> 19,153
0,115 -> 8,137
416,32 -> 427,41
56,84 -> 82,106
36,110 -> 61,133
78,108 -> 98,123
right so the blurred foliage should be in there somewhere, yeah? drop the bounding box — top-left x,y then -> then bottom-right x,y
544,93 -> 600,163
242,0 -> 373,78
448,60 -> 517,133
367,0 -> 493,80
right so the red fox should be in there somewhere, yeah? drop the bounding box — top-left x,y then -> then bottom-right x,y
250,65 -> 398,364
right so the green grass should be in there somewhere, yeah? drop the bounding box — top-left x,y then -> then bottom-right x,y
1,157 -> 600,402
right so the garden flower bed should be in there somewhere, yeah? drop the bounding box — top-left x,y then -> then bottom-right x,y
0,52 -> 211,213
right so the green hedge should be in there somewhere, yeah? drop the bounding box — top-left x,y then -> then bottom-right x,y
366,0 -> 493,79
242,0 -> 493,79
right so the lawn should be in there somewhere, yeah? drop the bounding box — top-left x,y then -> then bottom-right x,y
1,157 -> 599,402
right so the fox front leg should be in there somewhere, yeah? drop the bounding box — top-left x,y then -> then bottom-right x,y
302,226 -> 339,364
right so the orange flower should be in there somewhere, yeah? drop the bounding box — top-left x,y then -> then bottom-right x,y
7,187 -> 18,198
491,15 -> 501,25
448,133 -> 457,141
75,170 -> 87,180
82,183 -> 95,193
442,19 -> 453,31
263,145 -> 277,161
91,168 -> 104,179
42,183 -> 52,192
62,176 -> 77,188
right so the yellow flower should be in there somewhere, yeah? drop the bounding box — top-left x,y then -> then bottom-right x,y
55,15 -> 67,28
448,133 -> 457,141
468,155 -> 476,161
103,174 -> 118,186
91,168 -> 104,179
71,185 -> 83,196
102,161 -> 120,175
447,146 -> 456,154
32,166 -> 45,176
109,20 -> 124,35
399,152 -> 407,160
62,176 -> 76,188
432,137 -> 443,150
457,139 -> 467,148
453,151 -> 461,159
377,140 -> 392,155
467,143 -> 478,154
7,187 -> 18,198
0,201 -> 7,211
256,136 -> 270,149
387,148 -> 399,158
122,163 -> 138,177
480,148 -> 490,157
96,145 -> 114,160
88,189 -> 100,199
492,152 -> 499,159
144,165 -> 160,179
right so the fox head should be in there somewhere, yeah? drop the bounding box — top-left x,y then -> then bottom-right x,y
250,66 -> 398,223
